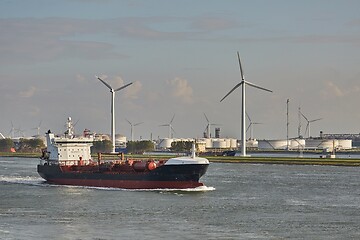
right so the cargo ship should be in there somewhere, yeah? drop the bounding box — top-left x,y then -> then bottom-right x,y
37,117 -> 209,189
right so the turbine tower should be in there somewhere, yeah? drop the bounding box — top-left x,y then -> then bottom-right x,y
220,52 -> 272,156
300,112 -> 322,138
126,119 -> 143,142
96,76 -> 133,153
203,113 -> 220,138
159,114 -> 175,139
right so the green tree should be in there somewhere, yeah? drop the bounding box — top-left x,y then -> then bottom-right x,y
127,140 -> 155,153
17,138 -> 45,153
91,140 -> 113,153
170,141 -> 193,152
0,138 -> 15,152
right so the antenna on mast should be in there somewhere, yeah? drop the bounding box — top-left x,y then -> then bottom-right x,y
286,99 -> 289,150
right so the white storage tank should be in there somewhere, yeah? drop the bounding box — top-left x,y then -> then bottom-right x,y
115,134 -> 127,148
205,138 -> 213,148
305,139 -> 332,150
290,139 -> 306,149
225,138 -> 231,148
212,139 -> 227,149
158,138 -> 173,149
246,139 -> 258,148
230,138 -> 237,148
258,139 -> 288,150
337,139 -> 352,150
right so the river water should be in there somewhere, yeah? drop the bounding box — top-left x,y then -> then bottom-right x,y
1,157 -> 360,239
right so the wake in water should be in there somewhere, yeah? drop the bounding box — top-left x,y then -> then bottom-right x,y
0,175 -> 45,187
0,175 -> 215,192
61,184 -> 216,193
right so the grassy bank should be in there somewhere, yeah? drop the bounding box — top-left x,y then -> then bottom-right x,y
0,152 -> 41,158
1,152 -> 360,166
206,156 -> 360,166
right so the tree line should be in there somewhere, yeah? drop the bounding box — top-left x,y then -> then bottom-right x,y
0,138 -> 193,153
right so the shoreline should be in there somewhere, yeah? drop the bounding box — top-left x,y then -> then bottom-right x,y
2,152 -> 360,167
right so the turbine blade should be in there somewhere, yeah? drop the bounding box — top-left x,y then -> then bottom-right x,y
246,111 -> 251,122
246,124 -> 251,133
300,112 -> 309,122
220,82 -> 242,102
245,81 -> 272,93
237,51 -> 245,80
170,114 -> 175,124
204,125 -> 208,133
203,113 -> 209,123
96,76 -> 113,90
126,119 -> 131,125
310,118 -> 323,123
114,82 -> 133,92
134,122 -> 143,126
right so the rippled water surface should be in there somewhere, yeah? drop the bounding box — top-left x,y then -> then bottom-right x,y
1,157 -> 360,239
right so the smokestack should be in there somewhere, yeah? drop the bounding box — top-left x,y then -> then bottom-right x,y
215,128 -> 220,138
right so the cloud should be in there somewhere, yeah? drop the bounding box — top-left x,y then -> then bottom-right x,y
0,18 -> 124,65
167,77 -> 193,104
123,81 -> 142,100
19,86 -> 37,98
76,74 -> 86,83
320,81 -> 360,99
191,16 -> 237,31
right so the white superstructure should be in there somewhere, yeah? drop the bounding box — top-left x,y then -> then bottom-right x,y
43,117 -> 93,165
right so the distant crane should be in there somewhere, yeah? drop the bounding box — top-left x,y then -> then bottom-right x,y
220,52 -> 272,156
126,119 -> 143,141
96,76 -> 133,153
300,111 -> 322,138
203,113 -> 220,138
159,114 -> 176,139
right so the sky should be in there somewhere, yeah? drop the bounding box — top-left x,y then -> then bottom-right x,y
1,0 -> 360,141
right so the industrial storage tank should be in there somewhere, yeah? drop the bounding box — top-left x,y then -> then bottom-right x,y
212,139 -> 227,149
230,138 -> 237,148
258,139 -> 288,150
290,139 -> 306,149
158,138 -> 174,149
337,139 -> 352,150
305,139 -> 333,150
196,139 -> 206,152
115,134 -> 127,148
205,138 -> 213,148
225,138 -> 231,148
247,139 -> 258,148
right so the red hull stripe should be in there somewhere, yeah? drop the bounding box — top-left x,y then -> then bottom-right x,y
46,178 -> 204,189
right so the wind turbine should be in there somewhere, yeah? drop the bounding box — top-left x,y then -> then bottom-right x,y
220,52 -> 272,156
300,112 -> 322,138
32,121 -> 42,136
203,113 -> 220,138
246,112 -> 262,140
96,76 -> 133,153
126,119 -> 143,141
159,114 -> 176,139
